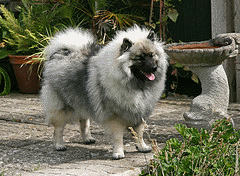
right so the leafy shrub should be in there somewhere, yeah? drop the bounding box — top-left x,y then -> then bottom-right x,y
0,67 -> 11,95
141,119 -> 240,176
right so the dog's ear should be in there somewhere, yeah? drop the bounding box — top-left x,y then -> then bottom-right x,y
121,38 -> 133,53
147,31 -> 156,42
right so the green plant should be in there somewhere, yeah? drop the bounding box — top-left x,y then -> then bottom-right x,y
0,3 -> 49,95
0,67 -> 11,95
0,0 -> 144,55
170,63 -> 201,96
0,27 -> 13,59
0,27 -> 11,95
141,119 -> 240,176
0,170 -> 6,176
93,9 -> 144,43
147,0 -> 181,42
0,0 -> 82,59
0,2 -> 53,57
71,0 -> 144,43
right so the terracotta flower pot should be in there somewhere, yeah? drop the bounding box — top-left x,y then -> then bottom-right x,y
9,55 -> 41,94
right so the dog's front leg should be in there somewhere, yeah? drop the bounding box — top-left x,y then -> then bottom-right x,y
53,123 -> 67,151
80,118 -> 96,144
133,122 -> 152,153
104,118 -> 125,160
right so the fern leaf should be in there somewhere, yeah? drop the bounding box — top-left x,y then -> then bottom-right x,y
0,5 -> 22,34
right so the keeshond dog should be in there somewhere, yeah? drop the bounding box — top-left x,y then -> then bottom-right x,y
41,25 -> 168,159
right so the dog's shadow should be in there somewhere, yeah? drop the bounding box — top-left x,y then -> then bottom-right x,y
0,115 -> 186,170
0,138 -> 111,167
0,128 -> 184,169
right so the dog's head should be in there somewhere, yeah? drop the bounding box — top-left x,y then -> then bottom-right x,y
120,31 -> 164,82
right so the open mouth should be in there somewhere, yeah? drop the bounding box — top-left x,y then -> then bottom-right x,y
130,66 -> 156,81
140,70 -> 155,81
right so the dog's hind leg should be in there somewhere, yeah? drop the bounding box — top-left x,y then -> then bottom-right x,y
104,118 -> 125,160
48,110 -> 68,151
133,122 -> 152,153
80,119 -> 96,144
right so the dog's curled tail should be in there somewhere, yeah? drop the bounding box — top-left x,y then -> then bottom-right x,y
44,28 -> 96,60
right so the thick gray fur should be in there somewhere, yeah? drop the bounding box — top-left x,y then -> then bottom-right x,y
41,26 -> 168,159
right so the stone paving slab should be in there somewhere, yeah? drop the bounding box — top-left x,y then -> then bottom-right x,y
0,93 -> 239,176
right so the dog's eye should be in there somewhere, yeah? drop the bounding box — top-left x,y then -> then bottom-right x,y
135,54 -> 145,61
149,52 -> 155,57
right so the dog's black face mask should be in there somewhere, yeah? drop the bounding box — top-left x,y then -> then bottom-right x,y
130,52 -> 158,81
120,32 -> 158,82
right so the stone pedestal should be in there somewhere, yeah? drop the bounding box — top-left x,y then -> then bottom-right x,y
213,33 -> 240,102
183,65 -> 229,129
164,34 -> 237,130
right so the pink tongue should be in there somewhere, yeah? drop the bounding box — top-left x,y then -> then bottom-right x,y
145,73 -> 155,81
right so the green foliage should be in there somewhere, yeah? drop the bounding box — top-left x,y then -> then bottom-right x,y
93,9 -> 144,43
27,0 -> 85,29
141,119 -> 240,176
170,64 -> 200,93
167,9 -> 178,23
0,67 -> 11,96
88,0 -> 144,43
0,3 -> 50,56
0,0 -> 88,57
146,0 -> 181,42
0,170 -> 6,176
0,0 -> 144,52
0,48 -> 15,60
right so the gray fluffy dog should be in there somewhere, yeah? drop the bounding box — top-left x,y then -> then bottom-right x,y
41,25 -> 168,159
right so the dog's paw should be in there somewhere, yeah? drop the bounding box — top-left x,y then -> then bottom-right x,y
54,144 -> 67,151
83,137 -> 96,145
136,145 -> 152,153
112,152 -> 125,160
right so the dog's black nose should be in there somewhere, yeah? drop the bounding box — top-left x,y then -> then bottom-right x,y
151,66 -> 157,72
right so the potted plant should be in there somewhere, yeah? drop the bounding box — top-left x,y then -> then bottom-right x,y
0,61 -> 11,95
0,0 -> 96,94
0,0 -> 150,94
0,27 -> 11,95
0,3 -> 48,93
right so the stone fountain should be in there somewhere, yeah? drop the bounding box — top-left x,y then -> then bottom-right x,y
164,34 -> 239,130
